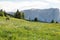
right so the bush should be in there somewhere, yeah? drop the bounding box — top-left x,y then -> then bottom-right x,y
6,15 -> 10,21
56,21 -> 58,23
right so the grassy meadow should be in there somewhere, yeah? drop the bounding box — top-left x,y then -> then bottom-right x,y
0,16 -> 60,40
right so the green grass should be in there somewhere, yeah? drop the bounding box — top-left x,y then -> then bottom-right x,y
0,16 -> 60,40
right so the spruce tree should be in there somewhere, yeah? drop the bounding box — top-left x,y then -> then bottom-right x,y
14,9 -> 21,19
51,20 -> 54,23
0,9 -> 4,16
22,12 -> 24,19
4,11 -> 7,17
34,17 -> 38,21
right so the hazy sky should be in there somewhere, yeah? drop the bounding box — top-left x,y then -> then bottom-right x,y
0,0 -> 60,12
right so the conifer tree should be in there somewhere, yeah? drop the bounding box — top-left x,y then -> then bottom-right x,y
0,9 -> 4,16
34,17 -> 38,21
51,20 -> 54,23
14,9 -> 21,19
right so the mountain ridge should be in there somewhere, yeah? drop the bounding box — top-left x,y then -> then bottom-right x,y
23,8 -> 59,22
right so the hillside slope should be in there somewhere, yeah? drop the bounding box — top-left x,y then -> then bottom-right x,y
0,17 -> 60,40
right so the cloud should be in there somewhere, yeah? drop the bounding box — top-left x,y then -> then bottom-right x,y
42,0 -> 60,8
0,1 -> 49,12
0,0 -> 60,12
47,0 -> 59,3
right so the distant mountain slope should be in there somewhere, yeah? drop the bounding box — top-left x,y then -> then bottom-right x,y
7,12 -> 15,15
23,8 -> 59,22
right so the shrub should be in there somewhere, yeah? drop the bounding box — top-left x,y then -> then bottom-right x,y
56,21 -> 58,23
6,15 -> 10,21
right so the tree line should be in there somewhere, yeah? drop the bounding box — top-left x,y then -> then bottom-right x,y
0,9 -> 58,23
0,9 -> 24,19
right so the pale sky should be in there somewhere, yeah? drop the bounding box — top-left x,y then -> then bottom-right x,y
0,0 -> 60,12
